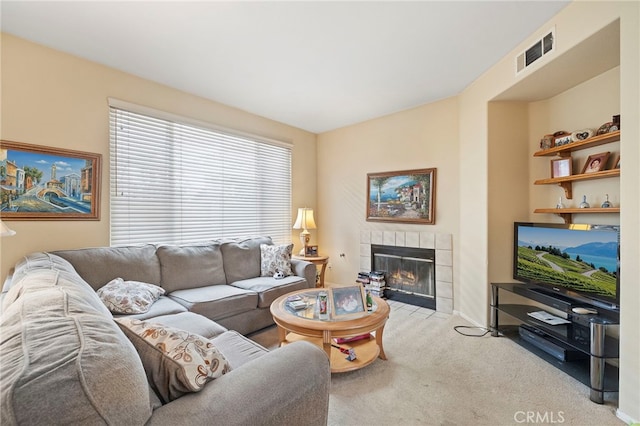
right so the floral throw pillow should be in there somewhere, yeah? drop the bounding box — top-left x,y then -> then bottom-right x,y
115,318 -> 231,403
97,278 -> 165,314
260,243 -> 293,277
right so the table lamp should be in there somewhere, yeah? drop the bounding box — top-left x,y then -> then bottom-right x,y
292,207 -> 316,256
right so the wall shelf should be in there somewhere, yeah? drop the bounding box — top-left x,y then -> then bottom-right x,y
533,130 -> 620,223
533,130 -> 620,157
534,169 -> 620,199
533,207 -> 620,224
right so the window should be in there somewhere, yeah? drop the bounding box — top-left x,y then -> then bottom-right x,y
109,101 -> 291,246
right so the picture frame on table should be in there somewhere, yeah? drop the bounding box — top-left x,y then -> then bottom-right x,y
581,152 -> 610,174
550,158 -> 572,178
330,286 -> 366,318
1,140 -> 101,220
366,167 -> 436,224
305,245 -> 318,256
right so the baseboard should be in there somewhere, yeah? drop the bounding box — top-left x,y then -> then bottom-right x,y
454,310 -> 485,328
616,408 -> 637,425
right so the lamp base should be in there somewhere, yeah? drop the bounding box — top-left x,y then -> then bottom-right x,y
299,231 -> 310,257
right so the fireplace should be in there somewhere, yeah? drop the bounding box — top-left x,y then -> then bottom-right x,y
371,244 -> 436,309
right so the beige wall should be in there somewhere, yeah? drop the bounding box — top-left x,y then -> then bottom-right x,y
460,1 -> 639,421
318,1 -> 638,422
2,1 -> 638,421
317,97 -> 459,301
0,33 -> 317,280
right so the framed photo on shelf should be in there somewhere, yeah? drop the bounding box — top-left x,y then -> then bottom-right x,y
366,168 -> 436,224
613,155 -> 620,169
330,286 -> 366,318
581,152 -> 610,174
550,158 -> 572,178
1,140 -> 101,220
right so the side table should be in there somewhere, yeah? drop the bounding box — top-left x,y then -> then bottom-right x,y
293,254 -> 329,287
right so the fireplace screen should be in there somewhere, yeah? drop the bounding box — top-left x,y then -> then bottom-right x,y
373,253 -> 434,298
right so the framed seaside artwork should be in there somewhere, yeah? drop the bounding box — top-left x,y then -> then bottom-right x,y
1,140 -> 101,220
366,168 -> 436,224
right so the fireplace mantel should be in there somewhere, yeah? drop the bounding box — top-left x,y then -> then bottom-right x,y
360,230 -> 453,313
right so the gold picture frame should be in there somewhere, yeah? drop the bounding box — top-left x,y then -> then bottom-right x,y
366,168 -> 436,224
1,140 -> 101,220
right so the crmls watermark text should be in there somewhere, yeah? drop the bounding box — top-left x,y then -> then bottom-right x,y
514,411 -> 565,424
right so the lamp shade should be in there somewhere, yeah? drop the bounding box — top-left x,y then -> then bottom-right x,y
1,220 -> 16,237
292,208 -> 316,231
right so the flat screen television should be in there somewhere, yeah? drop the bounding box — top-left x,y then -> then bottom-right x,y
513,222 -> 620,310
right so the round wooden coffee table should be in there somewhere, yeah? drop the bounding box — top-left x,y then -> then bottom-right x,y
270,288 -> 390,373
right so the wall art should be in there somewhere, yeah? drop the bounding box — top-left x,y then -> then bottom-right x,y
1,140 -> 101,220
366,168 -> 436,224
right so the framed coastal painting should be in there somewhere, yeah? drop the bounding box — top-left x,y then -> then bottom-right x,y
1,140 -> 101,220
366,168 -> 436,224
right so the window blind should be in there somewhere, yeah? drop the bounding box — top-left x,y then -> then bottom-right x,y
109,106 -> 292,246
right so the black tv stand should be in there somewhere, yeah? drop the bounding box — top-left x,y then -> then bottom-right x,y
490,282 -> 619,404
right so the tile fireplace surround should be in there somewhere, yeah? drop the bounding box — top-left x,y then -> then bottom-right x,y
359,230 -> 453,314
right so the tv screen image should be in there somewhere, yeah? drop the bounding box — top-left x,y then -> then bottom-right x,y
514,222 -> 619,307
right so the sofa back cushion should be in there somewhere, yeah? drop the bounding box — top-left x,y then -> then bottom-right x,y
0,253 -> 154,425
220,236 -> 273,283
53,244 -> 161,290
157,244 -> 226,292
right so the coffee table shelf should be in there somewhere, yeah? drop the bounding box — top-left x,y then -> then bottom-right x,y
283,332 -> 380,373
270,289 -> 390,373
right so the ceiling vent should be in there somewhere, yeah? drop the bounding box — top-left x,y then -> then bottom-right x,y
516,28 -> 555,75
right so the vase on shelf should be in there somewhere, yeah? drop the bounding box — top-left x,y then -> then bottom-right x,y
579,195 -> 590,209
601,194 -> 612,208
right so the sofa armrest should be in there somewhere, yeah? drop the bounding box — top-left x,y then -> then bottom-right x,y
147,341 -> 330,426
291,258 -> 317,288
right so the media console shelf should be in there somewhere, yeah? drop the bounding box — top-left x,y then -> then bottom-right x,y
490,282 -> 619,404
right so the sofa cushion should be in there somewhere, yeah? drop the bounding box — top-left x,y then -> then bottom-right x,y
115,318 -> 231,404
231,276 -> 308,308
220,236 -> 273,283
150,312 -> 228,339
53,244 -> 161,291
97,277 -> 165,314
210,330 -> 269,369
0,257 -> 154,425
113,295 -> 188,320
168,285 -> 258,321
260,243 -> 294,277
157,244 -> 226,292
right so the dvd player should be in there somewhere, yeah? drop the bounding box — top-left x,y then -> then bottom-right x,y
518,324 -> 586,361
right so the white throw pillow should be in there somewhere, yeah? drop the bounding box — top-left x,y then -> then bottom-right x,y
115,318 -> 231,403
260,243 -> 293,277
97,278 -> 165,314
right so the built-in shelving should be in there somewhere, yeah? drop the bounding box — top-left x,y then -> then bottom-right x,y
533,130 -> 620,157
533,131 -> 620,223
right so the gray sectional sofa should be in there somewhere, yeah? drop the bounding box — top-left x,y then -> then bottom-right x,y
0,236 -> 330,425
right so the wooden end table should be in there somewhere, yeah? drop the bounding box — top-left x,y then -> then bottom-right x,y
270,288 -> 390,373
292,254 -> 329,287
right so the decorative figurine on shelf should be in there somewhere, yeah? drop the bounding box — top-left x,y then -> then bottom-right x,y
601,194 -> 612,208
556,194 -> 565,209
579,195 -> 590,209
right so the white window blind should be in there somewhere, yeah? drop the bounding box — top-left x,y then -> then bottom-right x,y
109,105 -> 291,246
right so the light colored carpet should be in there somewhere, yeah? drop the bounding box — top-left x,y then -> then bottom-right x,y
250,300 -> 623,426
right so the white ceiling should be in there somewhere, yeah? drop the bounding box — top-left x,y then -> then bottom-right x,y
1,1 -> 570,133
